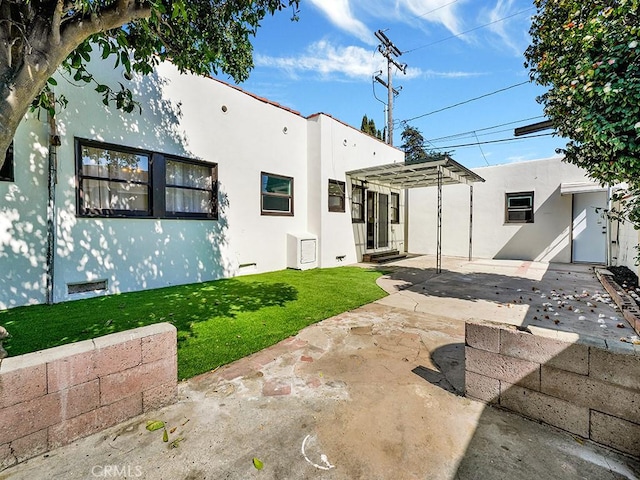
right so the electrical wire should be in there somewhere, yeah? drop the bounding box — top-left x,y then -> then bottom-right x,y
411,0 -> 460,21
473,131 -> 490,166
430,132 -> 554,150
400,81 -> 530,123
402,6 -> 535,54
426,115 -> 545,142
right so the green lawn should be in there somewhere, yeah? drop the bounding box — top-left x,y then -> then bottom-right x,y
0,267 -> 386,379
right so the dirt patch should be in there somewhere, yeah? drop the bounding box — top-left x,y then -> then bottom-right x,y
609,265 -> 639,290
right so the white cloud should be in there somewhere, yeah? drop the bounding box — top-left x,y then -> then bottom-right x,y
484,0 -> 530,56
307,0 -> 375,44
255,40 -> 483,81
307,0 -> 467,44
396,0 -> 466,35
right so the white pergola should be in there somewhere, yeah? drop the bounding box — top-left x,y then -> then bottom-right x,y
346,156 -> 485,272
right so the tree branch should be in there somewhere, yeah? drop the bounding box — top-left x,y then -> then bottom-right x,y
52,0 -> 64,44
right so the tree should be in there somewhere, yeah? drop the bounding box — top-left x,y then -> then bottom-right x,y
360,114 -> 383,141
525,1 -> 640,222
0,0 -> 300,170
401,125 -> 429,163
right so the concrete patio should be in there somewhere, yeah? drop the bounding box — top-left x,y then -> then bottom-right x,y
2,256 -> 639,479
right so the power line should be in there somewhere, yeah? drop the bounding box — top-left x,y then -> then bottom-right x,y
430,132 -> 554,150
401,81 -> 530,123
473,131 -> 490,166
411,0 -> 459,20
427,116 -> 545,142
403,6 -> 535,54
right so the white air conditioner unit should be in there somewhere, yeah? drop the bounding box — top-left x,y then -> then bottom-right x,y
287,233 -> 318,270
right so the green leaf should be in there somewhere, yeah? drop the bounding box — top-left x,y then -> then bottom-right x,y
252,458 -> 264,470
162,428 -> 169,442
47,78 -> 57,86
146,420 -> 165,431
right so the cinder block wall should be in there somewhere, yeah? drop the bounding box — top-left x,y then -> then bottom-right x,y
0,323 -> 177,470
465,321 -> 640,457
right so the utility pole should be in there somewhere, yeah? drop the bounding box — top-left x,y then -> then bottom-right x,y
374,30 -> 407,146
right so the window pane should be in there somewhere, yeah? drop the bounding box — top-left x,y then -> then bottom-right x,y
1,141 -> 14,181
329,196 -> 343,209
263,195 -> 290,212
352,187 -> 363,204
83,179 -> 149,211
166,187 -> 212,214
262,175 -> 291,195
508,210 -> 532,222
328,182 -> 343,197
167,160 -> 212,189
352,204 -> 362,219
81,146 -> 148,182
508,196 -> 532,208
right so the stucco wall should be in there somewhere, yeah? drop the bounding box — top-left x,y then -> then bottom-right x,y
46,62 -> 311,304
408,157 -> 592,262
308,114 -> 405,267
0,118 -> 50,309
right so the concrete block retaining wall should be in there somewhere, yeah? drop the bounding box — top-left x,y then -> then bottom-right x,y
465,321 -> 640,457
0,323 -> 177,470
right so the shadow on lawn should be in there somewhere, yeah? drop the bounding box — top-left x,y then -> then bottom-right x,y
2,279 -> 298,356
166,280 -> 298,343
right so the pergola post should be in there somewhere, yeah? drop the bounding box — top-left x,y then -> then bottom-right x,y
437,168 -> 442,274
469,185 -> 474,261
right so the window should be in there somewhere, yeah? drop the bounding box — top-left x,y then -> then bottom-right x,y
0,142 -> 14,182
505,191 -> 534,223
76,138 -> 217,219
328,179 -> 346,212
391,192 -> 400,224
261,172 -> 293,215
165,158 -> 217,217
351,184 -> 365,223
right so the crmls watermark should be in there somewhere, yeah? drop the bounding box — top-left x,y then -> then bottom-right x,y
91,465 -> 143,478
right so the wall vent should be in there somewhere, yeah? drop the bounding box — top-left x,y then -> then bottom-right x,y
67,280 -> 108,295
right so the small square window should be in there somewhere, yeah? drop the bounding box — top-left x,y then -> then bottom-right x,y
0,142 -> 14,182
261,172 -> 293,216
391,192 -> 400,224
351,185 -> 365,223
328,179 -> 346,212
505,191 -> 534,223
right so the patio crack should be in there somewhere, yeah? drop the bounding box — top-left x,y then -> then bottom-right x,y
397,291 -> 420,312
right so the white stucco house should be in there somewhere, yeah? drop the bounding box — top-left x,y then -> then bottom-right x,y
1,57 -> 638,311
1,59 -> 411,309
407,157 -> 639,273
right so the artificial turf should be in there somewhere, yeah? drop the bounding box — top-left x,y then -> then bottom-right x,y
0,266 -> 386,379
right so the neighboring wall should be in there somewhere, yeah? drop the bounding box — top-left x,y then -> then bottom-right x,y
613,209 -> 640,276
0,324 -> 177,470
408,157 -> 590,262
465,321 -> 640,457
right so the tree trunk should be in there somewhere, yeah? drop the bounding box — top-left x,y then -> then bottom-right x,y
0,2 -> 151,170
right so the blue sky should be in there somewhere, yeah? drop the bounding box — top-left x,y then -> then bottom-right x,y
216,0 -> 566,169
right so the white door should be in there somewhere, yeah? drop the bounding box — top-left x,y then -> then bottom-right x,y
572,192 -> 607,263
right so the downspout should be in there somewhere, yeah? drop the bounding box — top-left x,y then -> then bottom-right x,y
606,185 -> 612,266
46,94 -> 60,304
403,189 -> 409,253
